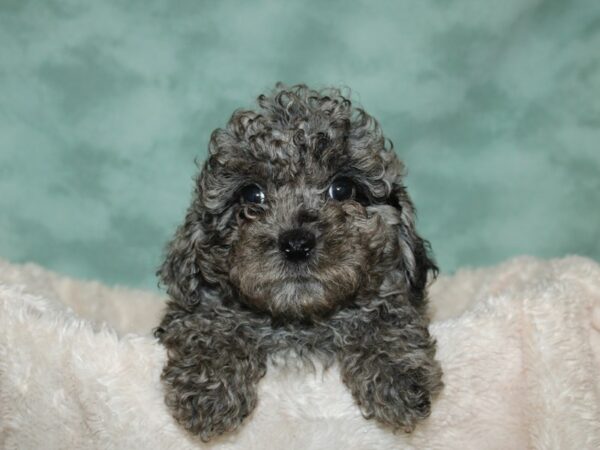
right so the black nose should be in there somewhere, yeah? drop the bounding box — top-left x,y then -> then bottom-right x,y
278,228 -> 316,262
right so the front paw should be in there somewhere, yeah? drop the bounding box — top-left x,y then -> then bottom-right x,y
161,361 -> 265,441
346,365 -> 442,432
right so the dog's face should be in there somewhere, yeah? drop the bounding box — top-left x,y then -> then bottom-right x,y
160,85 -> 436,319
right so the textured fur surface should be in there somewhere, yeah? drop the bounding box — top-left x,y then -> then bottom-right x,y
154,84 -> 442,440
1,256 -> 600,449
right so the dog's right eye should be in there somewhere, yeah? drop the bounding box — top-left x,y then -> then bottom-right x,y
328,178 -> 356,201
240,185 -> 266,204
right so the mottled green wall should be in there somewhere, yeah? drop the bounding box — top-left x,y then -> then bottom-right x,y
1,0 -> 599,290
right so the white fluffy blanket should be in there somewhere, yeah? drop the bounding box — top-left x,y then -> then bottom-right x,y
1,256 -> 599,449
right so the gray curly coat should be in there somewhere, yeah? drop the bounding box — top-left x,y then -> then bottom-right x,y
154,83 -> 443,441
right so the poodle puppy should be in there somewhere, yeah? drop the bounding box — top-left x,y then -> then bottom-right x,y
154,83 -> 443,441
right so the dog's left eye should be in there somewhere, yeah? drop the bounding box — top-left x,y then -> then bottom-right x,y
240,185 -> 266,204
328,178 -> 356,201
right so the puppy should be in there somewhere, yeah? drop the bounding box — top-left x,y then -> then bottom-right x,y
154,83 -> 443,441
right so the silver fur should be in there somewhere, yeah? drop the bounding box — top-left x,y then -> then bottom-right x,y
154,83 -> 443,441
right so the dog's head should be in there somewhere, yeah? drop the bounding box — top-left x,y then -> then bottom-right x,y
159,84 -> 436,319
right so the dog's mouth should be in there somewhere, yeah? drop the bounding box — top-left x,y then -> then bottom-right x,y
236,265 -> 364,319
276,274 -> 315,284
279,262 -> 317,279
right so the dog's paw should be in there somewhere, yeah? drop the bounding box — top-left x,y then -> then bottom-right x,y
348,365 -> 442,432
165,380 -> 254,441
161,358 -> 265,442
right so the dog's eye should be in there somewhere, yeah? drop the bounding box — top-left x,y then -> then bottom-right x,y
240,185 -> 266,204
328,179 -> 356,201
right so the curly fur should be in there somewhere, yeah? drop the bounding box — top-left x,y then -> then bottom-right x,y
154,83 -> 443,441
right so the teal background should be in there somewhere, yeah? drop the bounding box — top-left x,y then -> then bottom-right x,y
1,0 -> 599,290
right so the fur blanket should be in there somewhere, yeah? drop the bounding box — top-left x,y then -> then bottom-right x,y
1,256 -> 599,449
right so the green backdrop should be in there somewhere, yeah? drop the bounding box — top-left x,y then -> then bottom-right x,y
1,0 -> 599,290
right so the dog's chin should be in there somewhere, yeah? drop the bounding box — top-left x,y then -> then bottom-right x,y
237,275 -> 351,320
268,278 -> 326,318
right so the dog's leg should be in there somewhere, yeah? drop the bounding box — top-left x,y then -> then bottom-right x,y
157,312 -> 267,441
337,310 -> 443,432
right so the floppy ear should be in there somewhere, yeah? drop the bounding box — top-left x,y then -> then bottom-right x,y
157,206 -> 206,310
405,233 -> 438,293
389,183 -> 438,306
